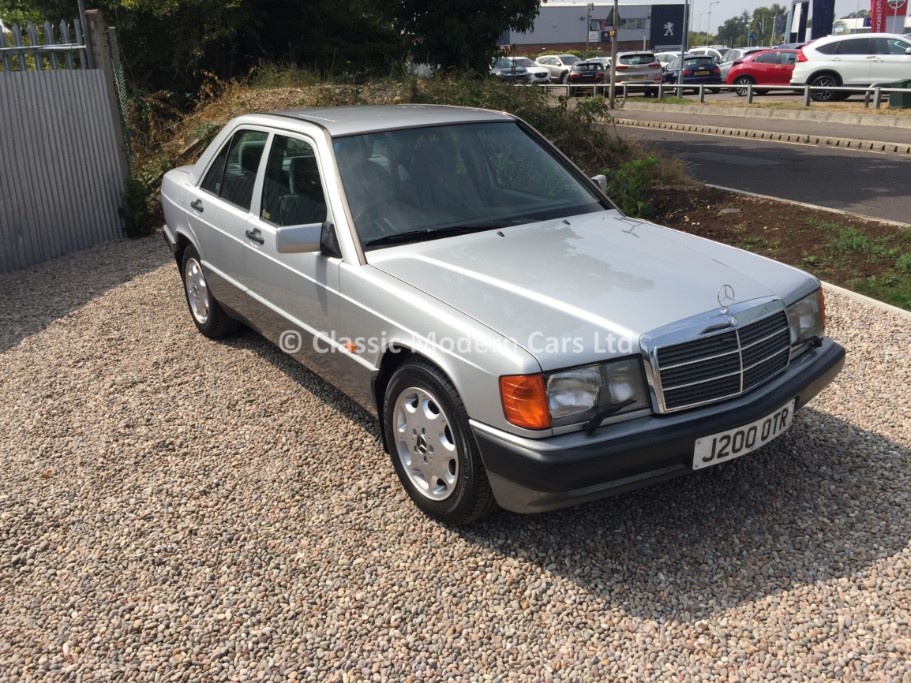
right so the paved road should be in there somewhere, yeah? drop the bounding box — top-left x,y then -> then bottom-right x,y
622,126 -> 911,224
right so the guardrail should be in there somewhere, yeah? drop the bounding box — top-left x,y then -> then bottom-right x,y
536,81 -> 911,110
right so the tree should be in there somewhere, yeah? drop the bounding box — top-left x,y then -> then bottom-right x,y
0,0 -> 405,93
382,0 -> 540,74
716,11 -> 750,47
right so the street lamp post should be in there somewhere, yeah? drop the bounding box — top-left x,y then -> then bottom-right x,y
707,1 -> 718,45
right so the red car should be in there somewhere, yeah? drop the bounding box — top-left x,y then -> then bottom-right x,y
726,49 -> 798,96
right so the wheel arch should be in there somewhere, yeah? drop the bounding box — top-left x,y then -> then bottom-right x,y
374,345 -> 437,453
808,69 -> 842,86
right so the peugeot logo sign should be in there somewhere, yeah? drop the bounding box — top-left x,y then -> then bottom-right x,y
717,284 -> 736,313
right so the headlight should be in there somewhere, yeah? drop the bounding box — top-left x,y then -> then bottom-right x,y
787,289 -> 825,347
500,358 -> 650,431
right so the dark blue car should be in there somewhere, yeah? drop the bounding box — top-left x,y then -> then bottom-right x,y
663,54 -> 722,93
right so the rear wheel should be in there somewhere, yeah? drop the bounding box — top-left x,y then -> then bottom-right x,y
181,245 -> 238,338
809,73 -> 841,102
383,359 -> 497,525
560,72 -> 569,84
733,75 -> 754,97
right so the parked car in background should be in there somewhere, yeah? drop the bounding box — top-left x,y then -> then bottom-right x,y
490,56 -> 529,84
535,54 -> 582,83
663,54 -> 722,92
612,51 -> 663,94
719,46 -> 771,81
567,61 -> 605,93
507,56 -> 550,85
654,51 -> 678,69
791,33 -> 911,101
688,47 -> 725,63
161,104 -> 845,525
727,49 -> 798,96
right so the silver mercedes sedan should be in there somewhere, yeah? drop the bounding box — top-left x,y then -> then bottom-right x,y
161,105 -> 845,525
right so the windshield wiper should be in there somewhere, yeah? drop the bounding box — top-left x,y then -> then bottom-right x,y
364,225 -> 502,248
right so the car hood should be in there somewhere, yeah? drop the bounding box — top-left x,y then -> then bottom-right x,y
368,211 -> 807,370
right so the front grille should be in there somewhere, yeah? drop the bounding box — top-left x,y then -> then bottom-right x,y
654,310 -> 790,412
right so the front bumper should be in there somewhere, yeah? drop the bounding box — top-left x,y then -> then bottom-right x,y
473,338 -> 845,513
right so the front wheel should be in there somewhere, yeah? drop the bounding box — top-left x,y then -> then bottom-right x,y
383,359 -> 497,525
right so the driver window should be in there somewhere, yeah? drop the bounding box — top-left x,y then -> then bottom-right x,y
260,135 -> 328,227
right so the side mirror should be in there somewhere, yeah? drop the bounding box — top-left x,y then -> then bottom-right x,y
591,174 -> 608,192
276,223 -> 321,253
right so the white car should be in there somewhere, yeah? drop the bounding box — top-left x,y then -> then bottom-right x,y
535,54 -> 582,83
507,56 -> 551,84
688,47 -> 724,63
791,33 -> 911,101
654,51 -> 679,69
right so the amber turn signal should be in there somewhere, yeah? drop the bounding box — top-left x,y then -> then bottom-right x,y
499,374 -> 551,430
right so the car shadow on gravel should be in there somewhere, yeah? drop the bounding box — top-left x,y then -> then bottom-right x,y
219,327 -> 380,435
0,236 -> 170,354
457,408 -> 911,621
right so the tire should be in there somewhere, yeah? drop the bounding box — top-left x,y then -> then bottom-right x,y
733,75 -> 754,97
383,359 -> 497,525
710,88 -> 721,94
560,72 -> 569,84
809,73 -> 841,102
181,245 -> 238,338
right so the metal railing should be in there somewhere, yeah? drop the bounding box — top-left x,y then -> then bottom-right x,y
535,81 -> 911,109
0,20 -> 89,71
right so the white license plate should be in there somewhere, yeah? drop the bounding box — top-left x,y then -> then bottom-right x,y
692,400 -> 796,470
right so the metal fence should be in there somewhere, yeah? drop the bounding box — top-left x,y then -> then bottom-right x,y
0,13 -> 127,274
0,19 -> 90,72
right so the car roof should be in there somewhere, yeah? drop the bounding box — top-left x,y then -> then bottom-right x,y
813,32 -> 909,44
266,104 -> 513,137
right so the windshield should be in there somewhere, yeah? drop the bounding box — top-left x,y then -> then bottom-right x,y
334,122 -> 606,250
513,58 -> 534,67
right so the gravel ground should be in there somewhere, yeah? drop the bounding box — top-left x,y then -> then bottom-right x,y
1,236 -> 909,682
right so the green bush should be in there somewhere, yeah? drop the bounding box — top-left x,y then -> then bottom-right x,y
603,156 -> 658,218
121,176 -> 156,238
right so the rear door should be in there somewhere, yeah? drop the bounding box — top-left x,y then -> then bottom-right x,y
831,37 -> 873,86
186,127 -> 269,316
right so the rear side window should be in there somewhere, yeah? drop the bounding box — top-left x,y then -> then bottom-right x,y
814,42 -> 838,55
835,38 -> 872,55
754,52 -> 778,64
201,129 -> 268,211
781,52 -> 797,65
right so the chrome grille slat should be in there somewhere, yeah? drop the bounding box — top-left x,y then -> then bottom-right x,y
654,309 -> 790,412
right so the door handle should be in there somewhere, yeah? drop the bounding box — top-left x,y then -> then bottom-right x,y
190,199 -> 204,213
245,229 -> 265,245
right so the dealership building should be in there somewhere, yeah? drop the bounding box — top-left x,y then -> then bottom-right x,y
500,0 -> 910,54
498,1 -> 688,55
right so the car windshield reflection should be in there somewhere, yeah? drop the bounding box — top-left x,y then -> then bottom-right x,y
333,122 -> 605,249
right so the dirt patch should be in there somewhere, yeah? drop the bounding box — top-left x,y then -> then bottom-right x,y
648,185 -> 911,310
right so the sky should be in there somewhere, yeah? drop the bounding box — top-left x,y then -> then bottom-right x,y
702,0 -> 873,33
